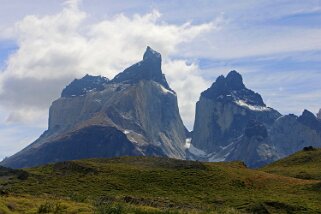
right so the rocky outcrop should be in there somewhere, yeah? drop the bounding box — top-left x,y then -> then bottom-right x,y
1,47 -> 187,168
190,71 -> 321,167
191,71 -> 280,154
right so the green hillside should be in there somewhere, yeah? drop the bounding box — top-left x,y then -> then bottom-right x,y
1,156 -> 321,213
262,147 -> 321,180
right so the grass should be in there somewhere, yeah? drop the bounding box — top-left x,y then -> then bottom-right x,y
261,148 -> 321,180
1,156 -> 321,213
0,195 -> 92,213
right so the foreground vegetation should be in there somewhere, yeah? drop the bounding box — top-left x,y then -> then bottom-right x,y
1,156 -> 321,213
262,147 -> 321,180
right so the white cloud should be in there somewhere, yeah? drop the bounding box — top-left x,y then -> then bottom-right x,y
163,60 -> 210,129
0,2 -> 213,126
180,25 -> 321,60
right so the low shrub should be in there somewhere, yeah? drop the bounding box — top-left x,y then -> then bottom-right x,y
37,201 -> 67,214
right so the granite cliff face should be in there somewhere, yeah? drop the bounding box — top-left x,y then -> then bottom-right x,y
1,47 -> 187,168
190,71 -> 321,167
190,71 -> 281,165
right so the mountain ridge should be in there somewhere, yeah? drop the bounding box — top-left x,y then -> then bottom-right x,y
1,48 -> 321,169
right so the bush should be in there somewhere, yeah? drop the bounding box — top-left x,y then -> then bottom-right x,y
68,193 -> 87,203
94,200 -> 123,214
37,201 -> 67,214
0,187 -> 8,196
16,170 -> 29,180
303,146 -> 316,151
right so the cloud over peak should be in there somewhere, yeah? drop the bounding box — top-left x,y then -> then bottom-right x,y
0,1 -> 213,127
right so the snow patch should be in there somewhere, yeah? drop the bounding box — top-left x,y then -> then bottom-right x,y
159,84 -> 176,95
127,137 -> 137,144
188,143 -> 207,157
207,142 -> 235,162
184,138 -> 191,148
208,155 -> 226,162
85,88 -> 96,93
208,152 -> 230,162
235,100 -> 271,112
219,142 -> 234,150
123,130 -> 131,134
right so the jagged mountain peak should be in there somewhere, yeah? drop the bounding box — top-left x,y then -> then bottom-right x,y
225,70 -> 245,90
143,46 -> 161,61
301,109 -> 316,119
201,70 -> 265,107
298,109 -> 321,132
61,74 -> 109,97
211,70 -> 245,91
299,109 -> 318,124
111,46 -> 171,90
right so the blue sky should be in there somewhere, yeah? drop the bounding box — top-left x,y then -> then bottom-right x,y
0,40 -> 16,70
0,0 -> 321,160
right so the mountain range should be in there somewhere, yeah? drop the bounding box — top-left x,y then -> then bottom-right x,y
1,47 -> 321,168
189,71 -> 321,167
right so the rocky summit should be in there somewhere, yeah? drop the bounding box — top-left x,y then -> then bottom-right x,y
1,47 -> 187,168
111,46 -> 171,90
61,74 -> 109,97
189,70 -> 321,167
